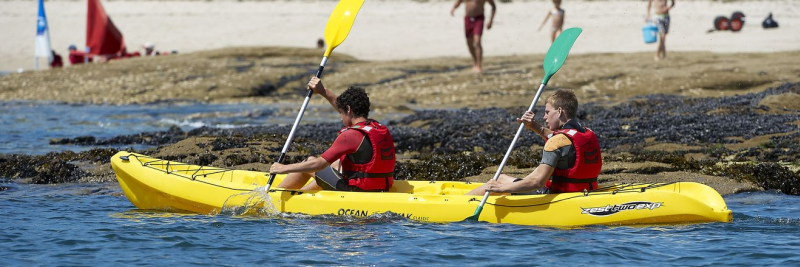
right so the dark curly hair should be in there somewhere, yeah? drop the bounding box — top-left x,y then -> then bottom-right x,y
336,86 -> 370,118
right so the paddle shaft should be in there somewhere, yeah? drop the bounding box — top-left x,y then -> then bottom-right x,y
264,57 -> 329,191
472,82 -> 548,218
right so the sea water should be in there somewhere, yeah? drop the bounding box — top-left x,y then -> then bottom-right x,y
0,101 -> 340,155
1,182 -> 799,265
2,102 -> 800,265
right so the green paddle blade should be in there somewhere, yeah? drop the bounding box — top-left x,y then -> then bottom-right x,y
323,0 -> 365,57
542,27 -> 582,85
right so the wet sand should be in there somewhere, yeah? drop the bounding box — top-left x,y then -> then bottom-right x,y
2,47 -> 799,111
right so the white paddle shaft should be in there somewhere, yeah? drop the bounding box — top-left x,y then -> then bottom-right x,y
264,57 -> 328,191
475,83 -> 547,211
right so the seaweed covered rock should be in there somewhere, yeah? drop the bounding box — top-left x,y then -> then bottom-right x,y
0,149 -> 119,184
33,157 -> 83,184
390,107 -> 540,154
49,126 -> 186,146
396,152 -> 499,181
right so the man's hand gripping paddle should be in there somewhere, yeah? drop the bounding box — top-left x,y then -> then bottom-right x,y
466,28 -> 583,221
264,0 -> 365,193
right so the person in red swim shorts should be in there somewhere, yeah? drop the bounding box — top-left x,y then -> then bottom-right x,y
451,0 -> 496,73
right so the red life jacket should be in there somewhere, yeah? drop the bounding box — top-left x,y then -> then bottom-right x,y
339,120 -> 396,191
544,127 -> 602,193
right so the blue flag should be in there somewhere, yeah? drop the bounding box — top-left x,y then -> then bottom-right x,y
35,0 -> 53,63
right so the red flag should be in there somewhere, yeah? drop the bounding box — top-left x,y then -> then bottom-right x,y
86,0 -> 125,56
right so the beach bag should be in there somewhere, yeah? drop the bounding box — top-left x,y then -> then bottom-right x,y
762,13 -> 779,29
642,23 -> 658,44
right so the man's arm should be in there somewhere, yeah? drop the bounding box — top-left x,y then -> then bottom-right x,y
498,133 -> 570,193
487,0 -> 497,29
517,111 -> 551,140
646,0 -> 652,21
451,0 -> 462,16
269,130 -> 362,175
487,164 -> 554,193
269,156 -> 330,174
308,77 -> 338,111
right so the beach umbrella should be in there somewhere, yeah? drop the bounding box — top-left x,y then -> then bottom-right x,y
87,0 -> 126,56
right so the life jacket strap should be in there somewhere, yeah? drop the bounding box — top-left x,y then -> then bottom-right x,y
342,171 -> 395,179
550,176 -> 598,183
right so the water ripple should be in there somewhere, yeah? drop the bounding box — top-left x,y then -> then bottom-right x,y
0,185 -> 799,265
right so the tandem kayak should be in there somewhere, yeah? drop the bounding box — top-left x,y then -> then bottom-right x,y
111,152 -> 732,227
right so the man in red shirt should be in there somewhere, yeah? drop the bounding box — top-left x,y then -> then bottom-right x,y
67,45 -> 92,65
269,77 -> 396,192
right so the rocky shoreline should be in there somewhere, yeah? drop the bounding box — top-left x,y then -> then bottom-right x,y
1,47 -> 798,196
3,82 -> 799,195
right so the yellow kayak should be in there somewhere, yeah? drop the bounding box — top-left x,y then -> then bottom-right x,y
111,152 -> 732,226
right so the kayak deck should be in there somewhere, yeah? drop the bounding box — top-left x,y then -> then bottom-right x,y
112,152 -> 733,226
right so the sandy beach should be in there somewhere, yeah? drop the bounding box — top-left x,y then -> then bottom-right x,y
2,0 -> 799,71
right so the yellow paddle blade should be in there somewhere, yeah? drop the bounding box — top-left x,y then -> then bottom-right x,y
323,0 -> 365,57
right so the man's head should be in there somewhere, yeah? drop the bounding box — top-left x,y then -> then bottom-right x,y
543,89 -> 578,130
68,44 -> 77,51
336,86 -> 370,126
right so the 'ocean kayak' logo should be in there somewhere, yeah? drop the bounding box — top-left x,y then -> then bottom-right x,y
581,202 -> 663,217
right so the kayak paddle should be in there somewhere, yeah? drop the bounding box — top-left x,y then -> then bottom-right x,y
466,27 -> 583,221
264,0 -> 365,192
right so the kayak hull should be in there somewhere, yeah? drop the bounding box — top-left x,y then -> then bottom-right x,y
112,152 -> 732,226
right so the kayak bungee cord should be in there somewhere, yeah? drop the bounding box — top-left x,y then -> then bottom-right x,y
482,182 -> 678,208
122,154 -> 252,192
120,153 -> 679,209
131,154 -> 233,180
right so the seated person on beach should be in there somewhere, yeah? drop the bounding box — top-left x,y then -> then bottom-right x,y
143,42 -> 159,56
67,44 -> 92,65
50,51 -> 63,68
537,0 -> 565,43
467,89 -> 602,195
269,77 -> 397,192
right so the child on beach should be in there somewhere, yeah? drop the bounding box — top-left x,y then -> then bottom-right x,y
451,0 -> 497,73
538,0 -> 565,43
646,0 -> 675,61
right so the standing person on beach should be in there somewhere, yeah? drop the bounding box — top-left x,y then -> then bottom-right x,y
451,0 -> 496,73
538,0 -> 565,43
647,0 -> 675,61
467,90 -> 602,196
269,77 -> 397,192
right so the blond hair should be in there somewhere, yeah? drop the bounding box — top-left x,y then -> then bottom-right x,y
545,89 -> 578,119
